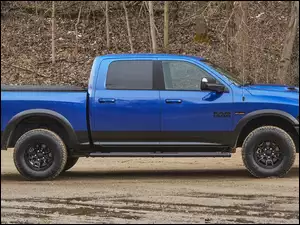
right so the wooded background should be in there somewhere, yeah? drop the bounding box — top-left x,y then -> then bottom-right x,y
1,1 -> 299,87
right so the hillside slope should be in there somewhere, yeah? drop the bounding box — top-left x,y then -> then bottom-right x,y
1,1 -> 298,87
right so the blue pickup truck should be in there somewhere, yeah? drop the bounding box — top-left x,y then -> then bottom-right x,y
1,54 -> 299,180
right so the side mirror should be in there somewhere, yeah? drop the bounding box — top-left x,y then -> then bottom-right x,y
201,77 -> 225,93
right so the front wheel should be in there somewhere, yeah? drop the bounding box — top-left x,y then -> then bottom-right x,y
242,126 -> 296,178
13,129 -> 68,180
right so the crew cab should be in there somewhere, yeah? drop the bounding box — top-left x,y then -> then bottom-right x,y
1,54 -> 299,180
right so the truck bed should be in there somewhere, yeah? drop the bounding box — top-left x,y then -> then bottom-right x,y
1,85 -> 89,147
1,85 -> 85,92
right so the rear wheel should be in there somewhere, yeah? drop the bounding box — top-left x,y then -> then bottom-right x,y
242,126 -> 296,178
13,129 -> 68,180
63,157 -> 79,172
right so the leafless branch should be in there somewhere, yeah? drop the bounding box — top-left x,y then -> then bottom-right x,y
75,5 -> 83,61
2,60 -> 50,78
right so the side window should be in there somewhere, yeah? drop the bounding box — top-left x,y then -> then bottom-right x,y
162,61 -> 218,91
106,60 -> 153,90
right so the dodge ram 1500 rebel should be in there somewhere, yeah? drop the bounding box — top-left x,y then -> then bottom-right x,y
1,54 -> 299,180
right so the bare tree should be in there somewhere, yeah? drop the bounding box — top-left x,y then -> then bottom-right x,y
105,1 -> 110,50
226,2 -> 235,37
51,1 -> 55,64
75,5 -> 82,61
35,1 -> 38,16
122,1 -> 134,53
241,1 -> 248,83
148,1 -> 157,53
234,1 -> 249,83
225,1 -> 235,69
164,1 -> 169,53
277,1 -> 299,84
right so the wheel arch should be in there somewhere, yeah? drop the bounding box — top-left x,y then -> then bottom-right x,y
234,109 -> 299,152
1,109 -> 79,151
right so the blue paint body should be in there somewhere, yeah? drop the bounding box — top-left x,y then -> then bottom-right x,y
1,91 -> 87,131
91,57 -> 161,132
1,54 -> 299,147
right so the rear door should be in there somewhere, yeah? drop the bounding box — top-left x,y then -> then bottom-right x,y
158,59 -> 234,145
91,58 -> 161,144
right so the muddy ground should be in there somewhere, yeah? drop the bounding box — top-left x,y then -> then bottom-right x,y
1,150 -> 299,224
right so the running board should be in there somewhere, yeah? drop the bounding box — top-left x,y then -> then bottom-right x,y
89,152 -> 231,157
94,142 -> 224,146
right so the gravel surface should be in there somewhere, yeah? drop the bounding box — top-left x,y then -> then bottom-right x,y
1,150 -> 299,224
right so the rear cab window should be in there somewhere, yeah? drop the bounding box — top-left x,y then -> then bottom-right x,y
106,60 -> 153,90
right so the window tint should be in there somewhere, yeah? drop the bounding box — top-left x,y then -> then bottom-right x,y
106,60 -> 153,90
162,61 -> 218,90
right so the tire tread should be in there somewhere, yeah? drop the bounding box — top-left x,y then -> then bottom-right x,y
13,129 -> 68,180
242,126 -> 296,178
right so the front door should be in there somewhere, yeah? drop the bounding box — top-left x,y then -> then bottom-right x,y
159,59 -> 234,145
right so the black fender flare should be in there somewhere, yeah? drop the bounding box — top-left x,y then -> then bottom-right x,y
233,109 -> 299,147
1,109 -> 79,150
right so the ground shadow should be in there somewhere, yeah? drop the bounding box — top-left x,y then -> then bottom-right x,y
1,167 -> 299,182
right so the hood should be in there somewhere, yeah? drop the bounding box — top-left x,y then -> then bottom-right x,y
244,84 -> 299,101
245,84 -> 299,93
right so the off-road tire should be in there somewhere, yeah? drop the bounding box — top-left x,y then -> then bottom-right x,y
242,126 -> 296,178
13,129 -> 68,180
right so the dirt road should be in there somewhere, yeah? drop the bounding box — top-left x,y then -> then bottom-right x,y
1,150 -> 299,224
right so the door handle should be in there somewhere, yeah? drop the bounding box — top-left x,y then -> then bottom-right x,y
98,98 -> 116,103
165,99 -> 182,104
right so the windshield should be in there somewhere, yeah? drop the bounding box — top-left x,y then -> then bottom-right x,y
202,61 -> 243,86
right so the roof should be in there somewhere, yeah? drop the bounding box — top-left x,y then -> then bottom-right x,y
96,53 -> 204,61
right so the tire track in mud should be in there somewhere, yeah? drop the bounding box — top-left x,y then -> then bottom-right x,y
1,192 -> 299,224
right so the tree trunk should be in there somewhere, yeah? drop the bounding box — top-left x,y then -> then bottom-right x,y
35,1 -> 38,16
277,1 -> 299,85
51,1 -> 55,64
75,5 -> 82,61
148,1 -> 157,53
164,1 -> 169,53
105,1 -> 110,50
242,2 -> 249,83
122,1 -> 134,53
226,1 -> 235,70
235,1 -> 248,83
226,1 -> 235,38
